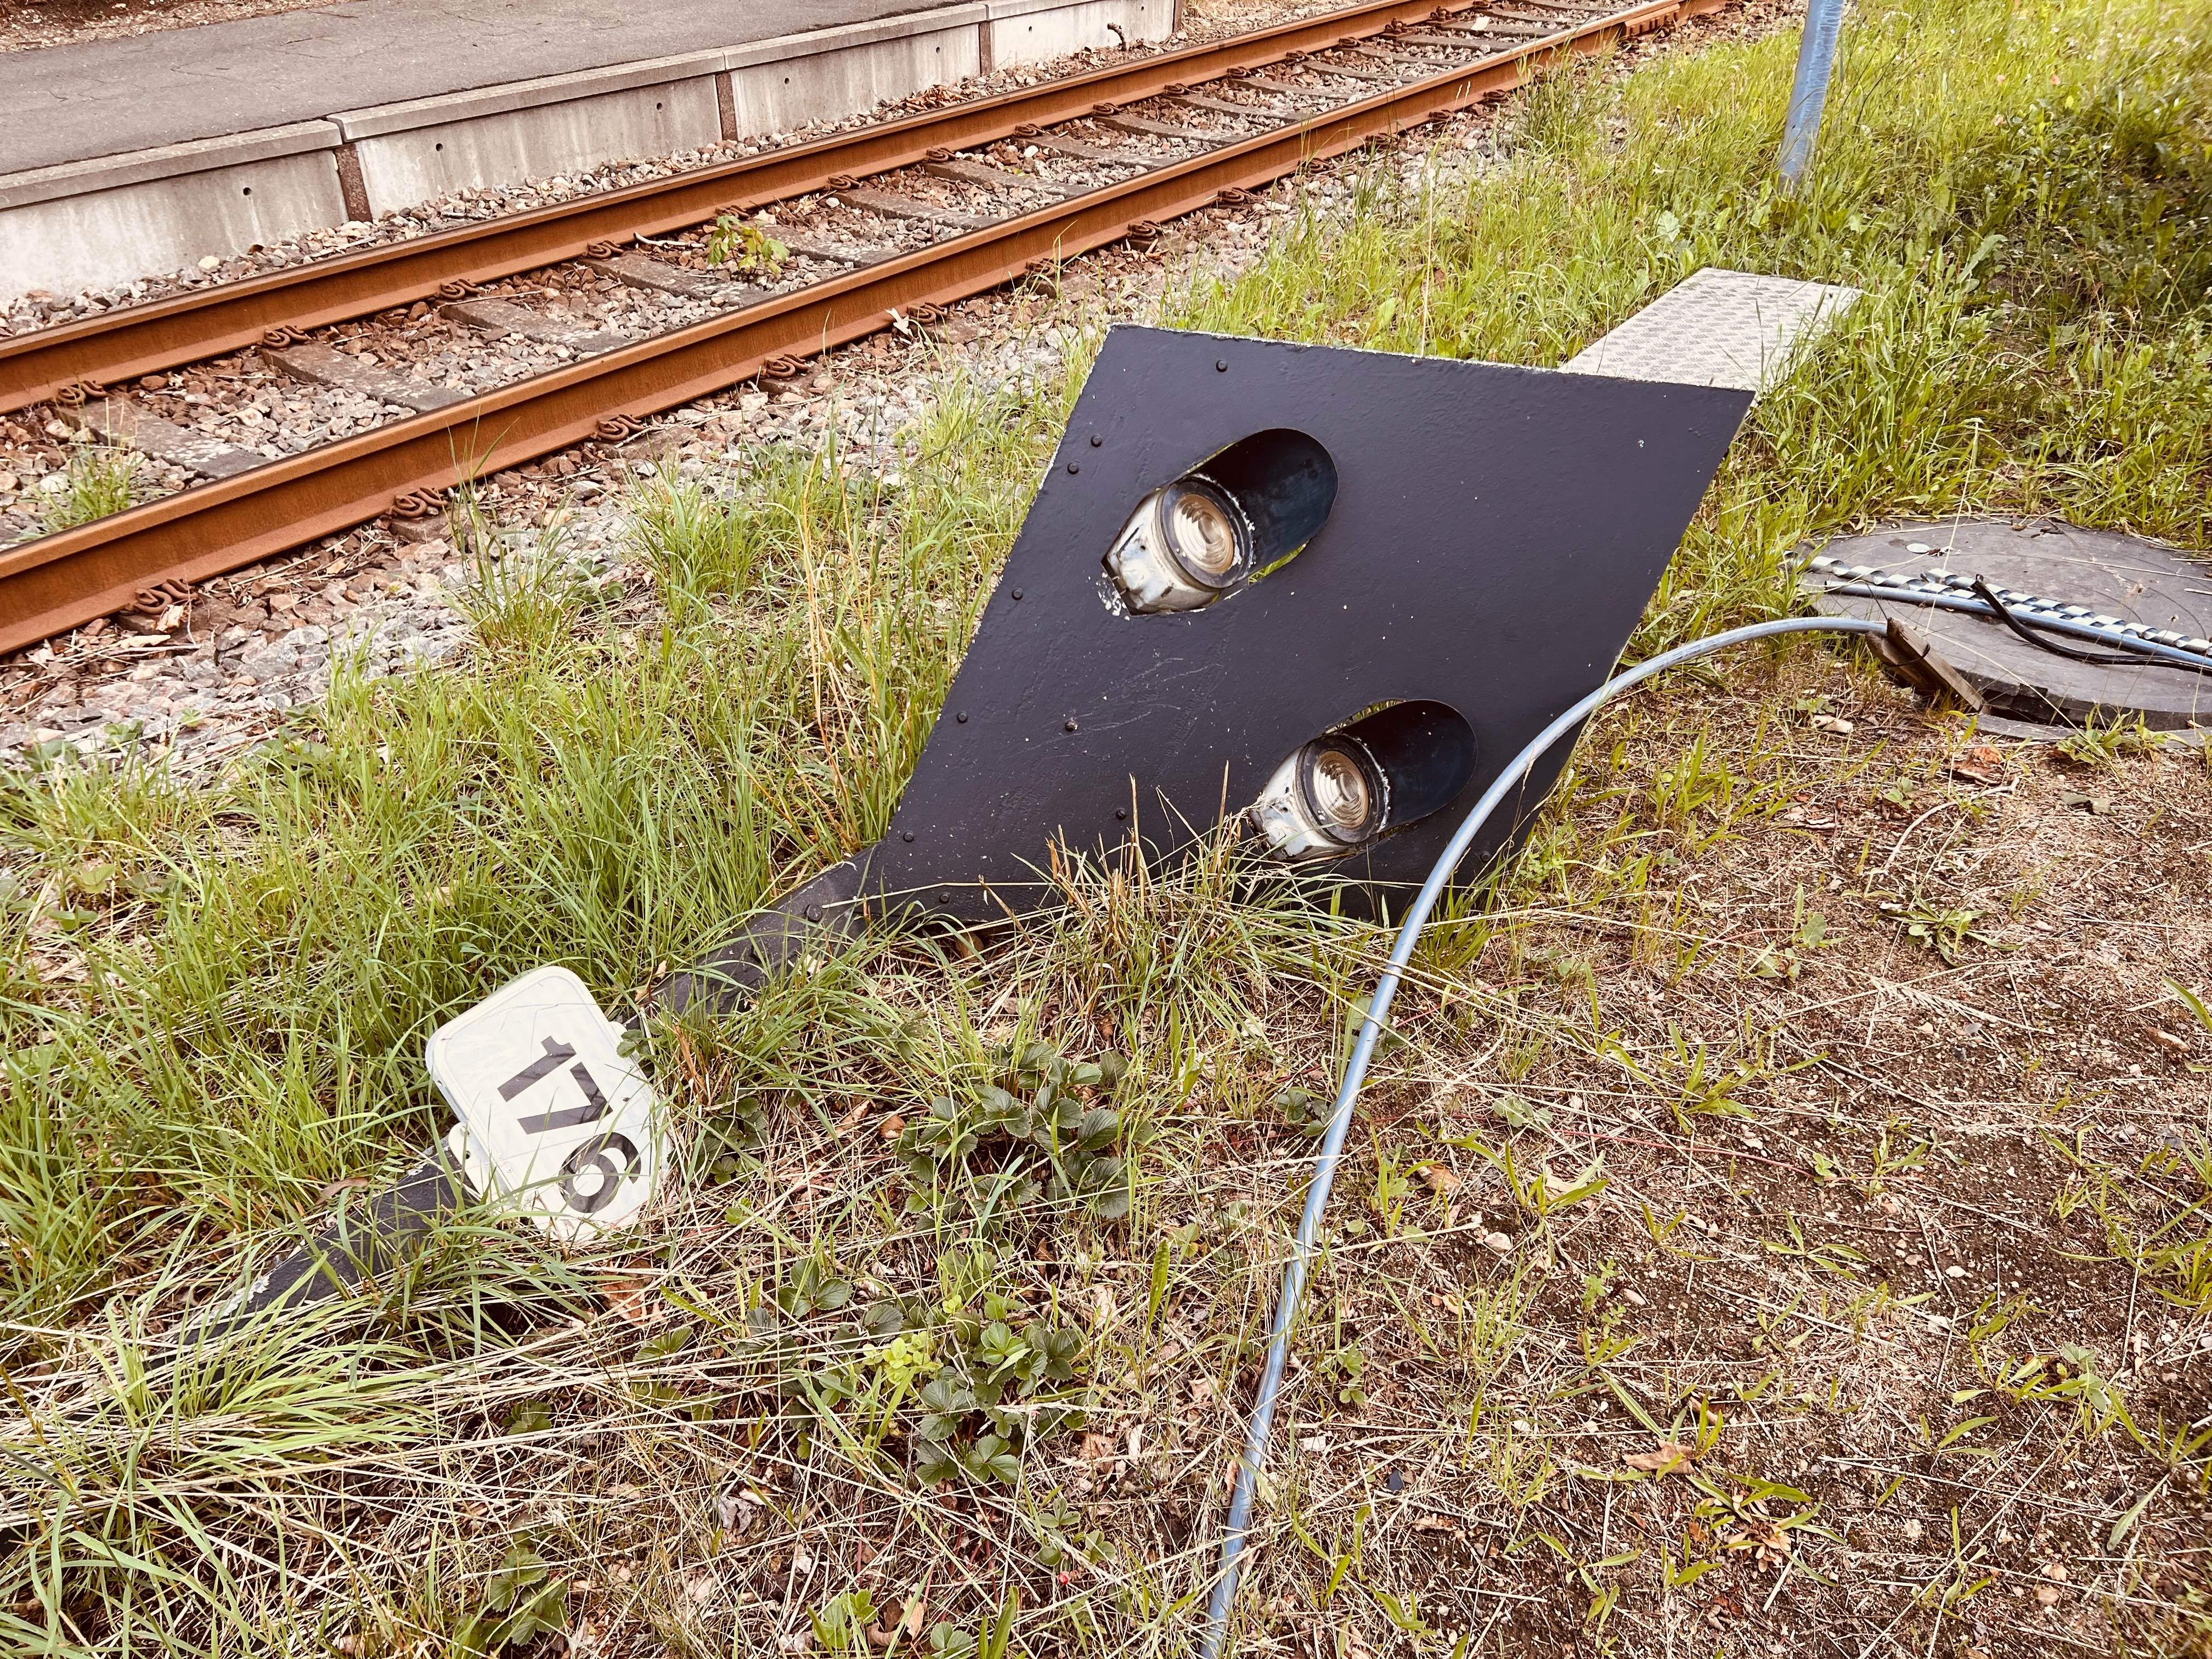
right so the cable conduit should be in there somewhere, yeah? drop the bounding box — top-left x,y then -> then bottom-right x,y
1813,582 -> 2212,673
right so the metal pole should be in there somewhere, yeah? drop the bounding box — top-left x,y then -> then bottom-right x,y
1777,0 -> 1846,194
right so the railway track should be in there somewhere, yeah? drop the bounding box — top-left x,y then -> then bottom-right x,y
0,0 -> 1725,654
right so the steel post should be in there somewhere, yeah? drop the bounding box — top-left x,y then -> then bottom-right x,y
1777,0 -> 1845,193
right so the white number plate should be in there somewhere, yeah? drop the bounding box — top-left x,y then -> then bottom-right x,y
425,966 -> 661,1239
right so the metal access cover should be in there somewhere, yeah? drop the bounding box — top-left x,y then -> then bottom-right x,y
867,324 -> 1751,920
1805,520 -> 2212,730
1560,267 -> 1860,392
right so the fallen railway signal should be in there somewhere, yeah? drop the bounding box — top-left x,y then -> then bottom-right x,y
862,324 -> 1751,921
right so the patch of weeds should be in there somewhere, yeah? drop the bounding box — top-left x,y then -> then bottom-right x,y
2057,714 -> 2160,766
773,1249 -> 854,1317
1341,990 -> 1410,1063
748,1243 -> 1087,1487
812,1588 -> 882,1656
1648,730 -> 1739,840
1750,891 -> 1831,981
906,1316 -> 1087,1486
1493,1092 -> 1555,1132
1274,1082 -> 1332,1135
453,516 -> 590,658
1319,1342 -> 1370,1410
1999,1344 -> 2138,1441
896,1040 -> 1131,1223
1028,1489 -> 1104,1571
1883,888 -> 1993,963
691,1092 -> 769,1183
630,475 -> 769,617
455,1542 -> 568,1654
1606,1024 -> 1760,1128
924,1590 -> 1019,1659
1875,777 -> 1920,816
2095,1131 -> 2212,1312
1863,1117 -> 1933,1193
40,445 -> 141,534
1790,691 -> 1836,722
1368,1140 -> 1419,1234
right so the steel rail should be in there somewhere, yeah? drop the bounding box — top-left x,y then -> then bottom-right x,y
0,0 -> 1714,653
0,0 -> 1637,413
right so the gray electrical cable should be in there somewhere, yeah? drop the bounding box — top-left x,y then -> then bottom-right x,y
1197,615 -> 1889,1658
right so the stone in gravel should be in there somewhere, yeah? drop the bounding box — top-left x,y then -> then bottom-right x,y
1484,1231 -> 1514,1254
235,642 -> 300,678
61,397 -> 263,479
399,634 -> 461,667
264,341 -> 468,414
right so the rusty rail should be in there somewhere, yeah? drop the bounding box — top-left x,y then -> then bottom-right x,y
0,0 -> 1717,653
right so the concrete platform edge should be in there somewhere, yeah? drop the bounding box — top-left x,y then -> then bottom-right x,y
0,121 -> 343,212
329,49 -> 740,141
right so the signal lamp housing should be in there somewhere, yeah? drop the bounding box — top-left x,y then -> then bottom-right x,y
1102,427 -> 1337,615
1250,701 -> 1477,864
1104,476 -> 1251,613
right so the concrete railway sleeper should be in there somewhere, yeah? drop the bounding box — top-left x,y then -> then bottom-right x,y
0,0 -> 1722,654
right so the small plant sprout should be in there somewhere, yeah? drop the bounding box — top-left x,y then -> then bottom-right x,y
456,1543 -> 568,1655
2057,713 -> 2158,766
1883,888 -> 1994,964
1751,885 -> 1830,979
706,215 -> 791,273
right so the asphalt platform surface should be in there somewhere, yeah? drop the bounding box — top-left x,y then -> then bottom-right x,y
1,0 -> 956,175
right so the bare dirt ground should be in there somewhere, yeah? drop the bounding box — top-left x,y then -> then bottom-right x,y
1176,650 -> 2212,1658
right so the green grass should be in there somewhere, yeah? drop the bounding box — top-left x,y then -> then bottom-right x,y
3,0 -> 2210,1652
38,446 -> 142,535
1,389 -> 1052,1328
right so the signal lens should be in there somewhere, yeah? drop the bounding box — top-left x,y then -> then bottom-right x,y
1250,736 -> 1387,862
1248,702 -> 1476,866
1164,483 -> 1243,580
1103,477 -> 1252,614
1305,745 -> 1373,834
